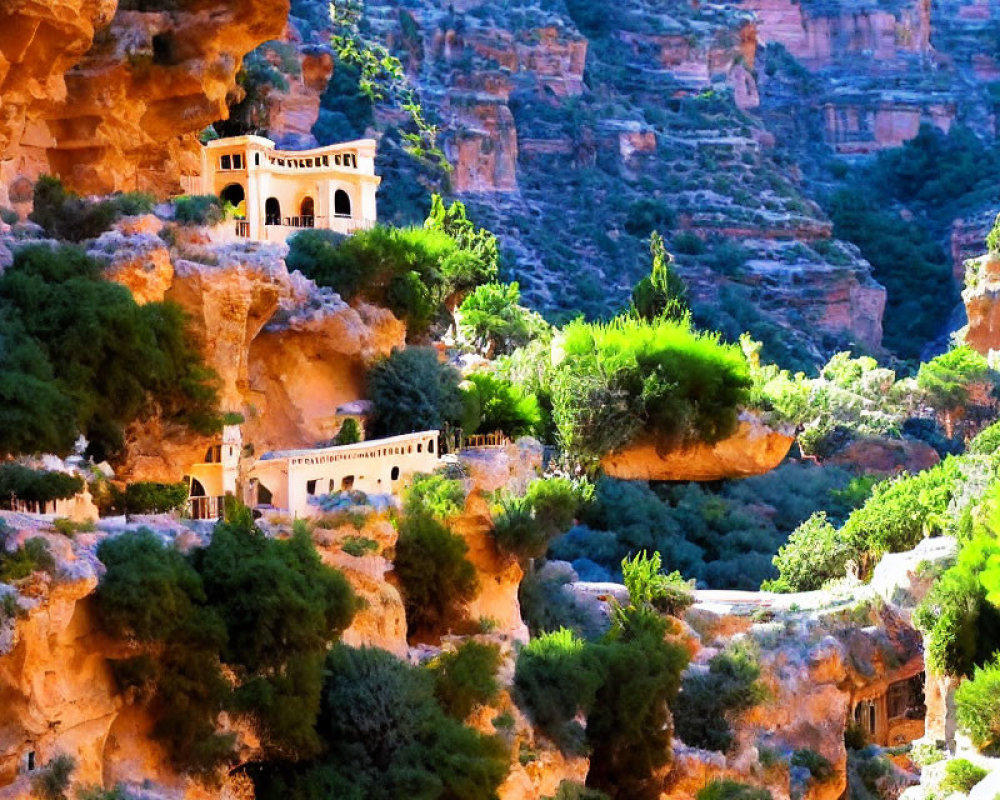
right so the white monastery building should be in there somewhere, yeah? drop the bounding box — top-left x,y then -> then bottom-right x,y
198,135 -> 381,243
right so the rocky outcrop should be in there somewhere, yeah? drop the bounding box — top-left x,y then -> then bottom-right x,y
828,437 -> 940,476
448,438 -> 545,642
99,230 -> 404,483
601,414 -> 795,482
963,252 -> 1000,355
1,0 -> 288,200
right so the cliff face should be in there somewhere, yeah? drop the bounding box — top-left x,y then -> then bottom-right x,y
0,0 -> 287,201
89,221 -> 404,482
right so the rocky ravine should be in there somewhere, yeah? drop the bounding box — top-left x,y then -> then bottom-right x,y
0,494 -> 947,799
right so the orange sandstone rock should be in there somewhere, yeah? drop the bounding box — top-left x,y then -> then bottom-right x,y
601,416 -> 794,482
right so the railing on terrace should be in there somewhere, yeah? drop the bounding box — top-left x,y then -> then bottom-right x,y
188,495 -> 224,521
235,220 -> 250,238
461,431 -> 511,450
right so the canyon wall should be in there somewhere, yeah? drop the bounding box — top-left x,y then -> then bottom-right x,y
0,0 -> 288,202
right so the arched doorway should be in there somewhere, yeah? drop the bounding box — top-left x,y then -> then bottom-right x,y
265,197 -> 281,226
334,189 -> 351,218
220,183 -> 245,210
300,196 -> 315,227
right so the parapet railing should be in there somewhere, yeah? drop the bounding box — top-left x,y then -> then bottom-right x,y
461,431 -> 511,449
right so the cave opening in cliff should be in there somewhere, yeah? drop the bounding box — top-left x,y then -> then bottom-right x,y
152,32 -> 180,66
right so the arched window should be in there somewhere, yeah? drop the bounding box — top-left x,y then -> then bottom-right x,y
265,197 -> 281,226
300,196 -> 315,227
391,466 -> 400,481
334,189 -> 351,218
189,478 -> 207,498
220,183 -> 245,207
257,483 -> 273,506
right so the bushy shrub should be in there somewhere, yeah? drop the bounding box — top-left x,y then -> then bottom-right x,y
514,628 -> 601,744
956,654 -> 1000,752
915,540 -> 998,676
172,195 -> 224,226
696,780 -> 772,800
492,478 -> 583,561
515,611 -> 689,799
0,245 -> 220,458
30,175 -> 118,241
341,535 -> 378,557
30,754 -> 75,800
403,471 -> 466,519
365,347 -> 463,437
673,644 -> 766,751
458,281 -> 550,357
764,512 -> 854,592
96,514 -> 356,773
0,538 -> 56,582
551,316 -> 751,460
0,207 -> 18,225
939,758 -> 987,793
424,194 -> 500,305
841,459 -> 960,575
253,644 -> 509,800
969,420 -> 1000,455
393,512 -> 478,634
791,748 -> 834,784
287,222 -> 491,335
917,346 -> 994,411
332,418 -> 362,445
462,371 -> 542,438
621,550 -> 693,616
0,465 -> 82,509
118,482 -> 189,516
631,232 -> 687,322
432,640 -> 502,719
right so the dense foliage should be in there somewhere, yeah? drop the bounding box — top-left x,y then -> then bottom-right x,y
696,780 -> 772,800
514,607 -> 689,799
0,465 -> 82,509
461,371 -> 542,438
551,462 -> 861,590
939,759 -> 987,793
288,198 -> 494,336
673,644 -> 766,751
95,513 -> 356,773
253,645 -> 509,800
491,478 -> 584,561
393,512 -> 478,634
30,176 -> 153,242
551,316 -> 752,460
365,347 -> 463,437
0,245 -> 220,459
957,655 -> 1000,754
631,232 -> 688,322
430,640 -> 502,719
0,535 -> 56,583
458,282 -> 550,357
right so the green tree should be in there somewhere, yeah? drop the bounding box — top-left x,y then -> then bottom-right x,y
765,512 -> 855,593
365,347 -> 464,437
394,512 -> 478,634
956,655 -> 1000,753
458,282 -> 550,357
333,418 -> 362,445
424,195 -> 499,311
462,371 -> 542,438
631,232 -> 688,322
431,640 -> 502,719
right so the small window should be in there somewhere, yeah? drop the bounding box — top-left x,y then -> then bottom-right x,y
417,443 -> 422,453
255,153 -> 261,166
391,466 -> 400,481
233,154 -> 243,169
306,158 -> 313,167
323,156 -> 330,166
307,479 -> 318,496
335,154 -> 342,166
429,440 -> 435,454
26,751 -> 36,772
220,155 -> 232,170
342,475 -> 355,491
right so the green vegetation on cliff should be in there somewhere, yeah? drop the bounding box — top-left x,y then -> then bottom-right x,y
0,244 -> 220,460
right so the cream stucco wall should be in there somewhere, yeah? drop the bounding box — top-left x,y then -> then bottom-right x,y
199,135 -> 380,243
250,430 -> 441,517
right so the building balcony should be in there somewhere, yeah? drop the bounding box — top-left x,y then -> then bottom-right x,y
234,216 -> 376,240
